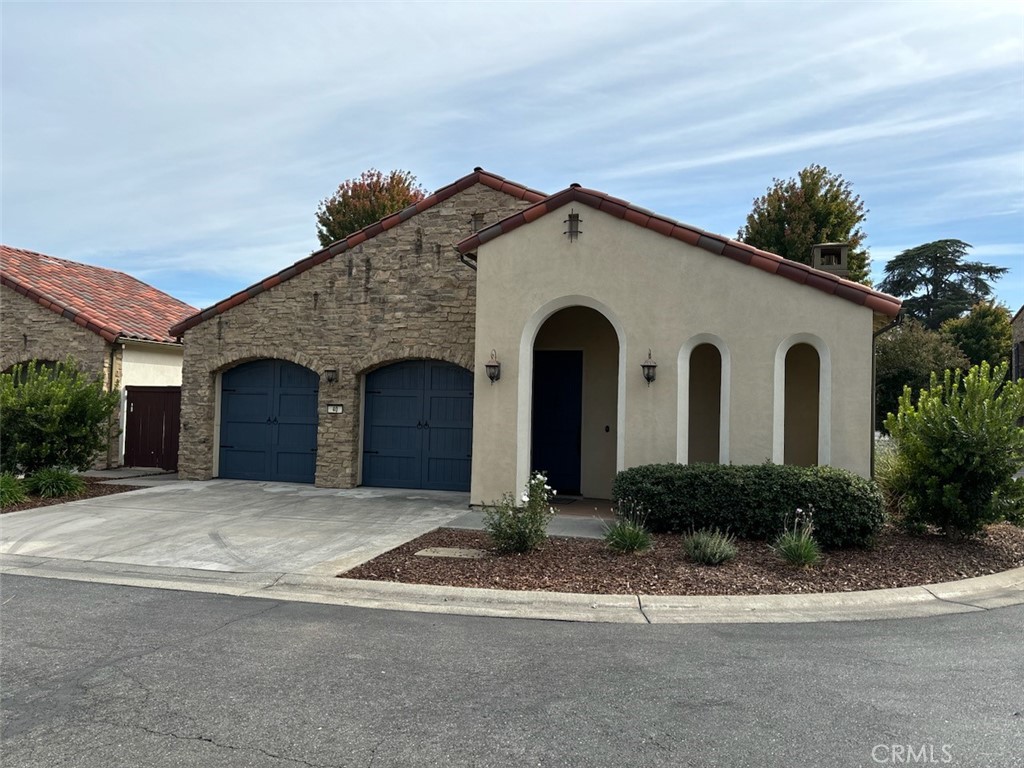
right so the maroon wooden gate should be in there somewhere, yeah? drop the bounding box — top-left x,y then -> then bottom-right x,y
124,386 -> 181,470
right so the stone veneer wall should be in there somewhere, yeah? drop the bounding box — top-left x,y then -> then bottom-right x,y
0,284 -> 123,467
177,183 -> 533,486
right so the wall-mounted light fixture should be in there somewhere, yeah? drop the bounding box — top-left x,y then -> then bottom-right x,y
324,368 -> 339,384
641,349 -> 657,386
563,209 -> 581,242
485,350 -> 501,384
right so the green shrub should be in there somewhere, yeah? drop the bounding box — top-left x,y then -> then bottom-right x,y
604,499 -> 653,553
0,358 -> 120,474
992,477 -> 1024,527
612,462 -> 883,549
483,471 -> 555,553
884,362 -> 1024,537
0,472 -> 26,507
771,509 -> 821,567
874,437 -> 915,527
604,520 -> 652,553
682,528 -> 737,565
25,467 -> 86,499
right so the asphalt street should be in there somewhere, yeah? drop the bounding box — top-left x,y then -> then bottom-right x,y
1,575 -> 1021,768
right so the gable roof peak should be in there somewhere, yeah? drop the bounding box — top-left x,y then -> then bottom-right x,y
168,169 -> 546,337
457,184 -> 902,319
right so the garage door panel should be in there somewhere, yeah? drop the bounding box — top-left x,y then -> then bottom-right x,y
222,392 -> 270,421
220,360 -> 318,484
366,393 -> 422,423
220,448 -> 268,480
427,394 -> 473,424
223,360 -> 274,388
273,451 -> 316,484
363,455 -> 420,487
365,424 -> 421,452
363,360 -> 472,491
423,457 -> 471,491
278,392 -> 317,419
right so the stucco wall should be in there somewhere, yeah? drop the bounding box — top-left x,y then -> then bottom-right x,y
470,204 -> 875,505
1,284 -> 123,467
178,182 -> 534,485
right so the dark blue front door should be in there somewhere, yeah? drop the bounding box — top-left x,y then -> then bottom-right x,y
362,360 -> 473,491
532,350 -> 583,495
219,359 -> 319,484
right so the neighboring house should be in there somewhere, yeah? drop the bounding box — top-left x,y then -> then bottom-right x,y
1013,305 -> 1024,381
1,245 -> 197,470
169,169 -> 901,505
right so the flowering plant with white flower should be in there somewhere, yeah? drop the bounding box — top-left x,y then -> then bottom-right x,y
483,471 -> 556,553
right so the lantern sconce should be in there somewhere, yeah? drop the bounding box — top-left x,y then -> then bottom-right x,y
641,349 -> 657,386
324,368 -> 339,384
563,209 -> 581,242
485,350 -> 501,384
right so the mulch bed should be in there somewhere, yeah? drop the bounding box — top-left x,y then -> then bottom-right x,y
1,478 -> 146,514
341,524 -> 1024,595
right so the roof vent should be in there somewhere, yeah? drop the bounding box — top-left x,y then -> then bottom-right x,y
811,243 -> 849,278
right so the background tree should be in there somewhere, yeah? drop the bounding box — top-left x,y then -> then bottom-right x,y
0,359 -> 120,474
315,169 -> 427,247
737,164 -> 870,283
875,319 -> 968,430
877,239 -> 1007,330
940,301 -> 1012,367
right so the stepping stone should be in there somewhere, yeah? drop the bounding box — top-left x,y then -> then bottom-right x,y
415,547 -> 488,559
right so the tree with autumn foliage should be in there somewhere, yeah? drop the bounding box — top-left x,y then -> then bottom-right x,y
315,169 -> 428,247
738,164 -> 870,283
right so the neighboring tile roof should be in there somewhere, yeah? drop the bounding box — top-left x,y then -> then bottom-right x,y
169,168 -> 547,337
458,185 -> 903,318
1,245 -> 197,344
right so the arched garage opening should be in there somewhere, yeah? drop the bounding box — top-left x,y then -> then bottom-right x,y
531,306 -> 618,498
219,359 -> 319,483
362,360 -> 473,491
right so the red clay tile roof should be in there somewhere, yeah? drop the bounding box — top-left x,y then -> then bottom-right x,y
168,168 -> 547,337
457,185 -> 902,318
1,245 -> 197,344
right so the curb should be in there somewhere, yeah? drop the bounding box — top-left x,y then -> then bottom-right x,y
2,554 -> 1022,624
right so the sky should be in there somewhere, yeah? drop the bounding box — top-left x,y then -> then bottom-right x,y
2,1 -> 1022,314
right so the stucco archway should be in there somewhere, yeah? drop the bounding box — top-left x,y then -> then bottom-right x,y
676,334 -> 731,464
772,334 -> 832,466
517,296 -> 626,498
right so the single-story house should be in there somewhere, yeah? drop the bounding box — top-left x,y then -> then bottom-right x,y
169,169 -> 901,505
1,245 -> 197,470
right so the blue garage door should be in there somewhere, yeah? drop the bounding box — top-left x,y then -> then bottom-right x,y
219,359 -> 319,484
362,360 -> 473,491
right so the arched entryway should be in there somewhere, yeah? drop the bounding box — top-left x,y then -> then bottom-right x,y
531,306 -> 619,497
783,343 -> 820,466
219,359 -> 319,483
688,343 -> 722,463
362,360 -> 473,491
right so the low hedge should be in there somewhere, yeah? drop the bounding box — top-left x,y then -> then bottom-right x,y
611,463 -> 884,549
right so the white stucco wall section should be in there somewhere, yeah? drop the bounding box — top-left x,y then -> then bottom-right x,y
772,333 -> 832,466
121,342 -> 184,387
516,295 -> 627,497
676,334 -> 731,464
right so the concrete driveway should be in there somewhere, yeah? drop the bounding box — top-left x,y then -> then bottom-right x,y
0,480 -> 468,576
